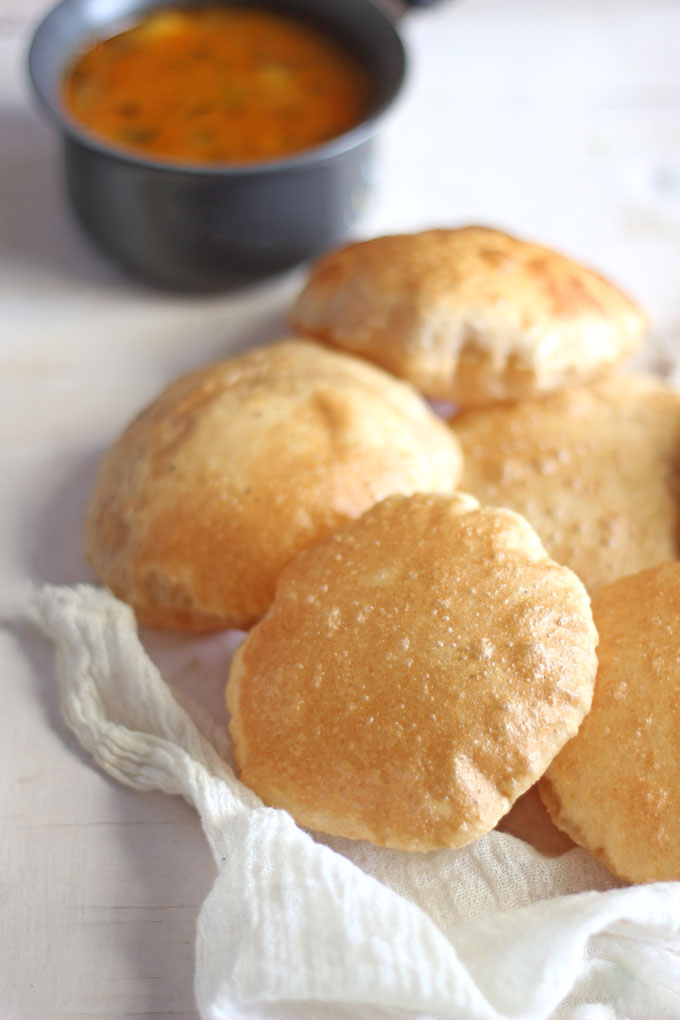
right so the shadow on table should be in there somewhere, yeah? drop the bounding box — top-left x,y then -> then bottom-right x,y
0,106 -> 136,290
11,439 -> 216,1016
101,783 -> 215,1017
23,443 -> 103,587
11,446 -> 104,767
0,105 -> 311,299
8,612 -> 213,1018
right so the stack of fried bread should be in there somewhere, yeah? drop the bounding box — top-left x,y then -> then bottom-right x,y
86,226 -> 680,881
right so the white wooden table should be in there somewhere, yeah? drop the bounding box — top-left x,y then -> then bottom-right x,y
2,1 -> 680,1017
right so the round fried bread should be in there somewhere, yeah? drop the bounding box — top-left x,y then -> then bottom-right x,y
227,492 -> 598,851
539,563 -> 680,883
84,339 -> 462,632
451,373 -> 680,595
289,227 -> 646,408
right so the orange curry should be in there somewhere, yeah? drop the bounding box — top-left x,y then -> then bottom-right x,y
61,6 -> 371,165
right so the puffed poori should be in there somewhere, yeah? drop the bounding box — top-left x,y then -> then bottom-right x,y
227,492 -> 598,851
451,372 -> 680,595
289,226 -> 646,408
539,563 -> 680,883
84,339 -> 462,631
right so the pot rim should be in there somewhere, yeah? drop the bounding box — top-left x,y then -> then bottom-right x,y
27,0 -> 408,178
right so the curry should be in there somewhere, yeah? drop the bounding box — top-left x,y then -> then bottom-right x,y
61,6 -> 371,165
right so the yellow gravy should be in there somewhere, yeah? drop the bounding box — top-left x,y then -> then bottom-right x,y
62,6 -> 371,164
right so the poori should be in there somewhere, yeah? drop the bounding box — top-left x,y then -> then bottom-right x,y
539,563 -> 680,883
85,339 -> 462,631
227,492 -> 598,851
289,226 -> 647,407
451,372 -> 680,594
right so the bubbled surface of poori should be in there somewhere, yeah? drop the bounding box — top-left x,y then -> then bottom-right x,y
228,492 -> 599,851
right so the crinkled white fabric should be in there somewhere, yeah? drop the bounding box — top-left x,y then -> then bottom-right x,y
22,584 -> 680,1020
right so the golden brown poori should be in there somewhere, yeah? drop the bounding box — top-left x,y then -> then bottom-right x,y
85,339 -> 462,631
227,492 -> 598,851
539,563 -> 680,883
289,226 -> 646,407
451,372 -> 680,595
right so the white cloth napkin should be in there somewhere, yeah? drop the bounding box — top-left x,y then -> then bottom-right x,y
22,583 -> 680,1020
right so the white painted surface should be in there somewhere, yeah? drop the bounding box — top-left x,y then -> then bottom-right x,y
2,1 -> 680,1017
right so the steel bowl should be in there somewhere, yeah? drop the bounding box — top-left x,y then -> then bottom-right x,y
28,0 -> 410,290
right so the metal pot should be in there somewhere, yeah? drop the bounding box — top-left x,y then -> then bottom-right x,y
28,0 -> 424,291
